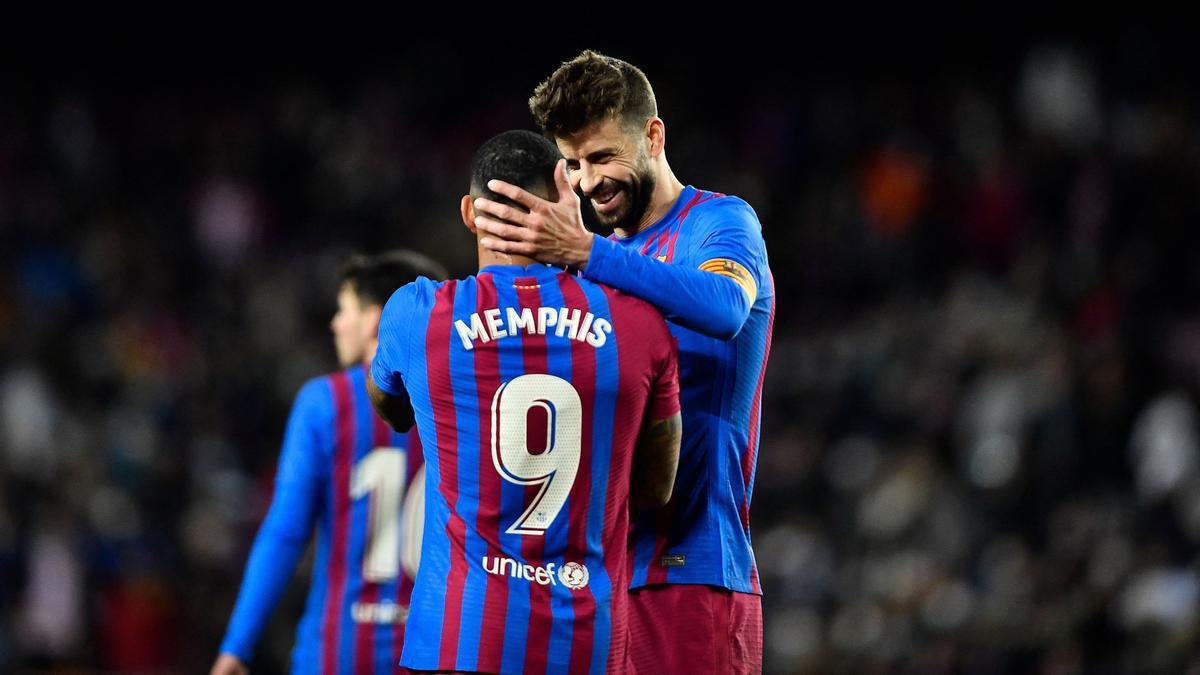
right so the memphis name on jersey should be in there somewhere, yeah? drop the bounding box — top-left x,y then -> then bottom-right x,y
454,306 -> 612,350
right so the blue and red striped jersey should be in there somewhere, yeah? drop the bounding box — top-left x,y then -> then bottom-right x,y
220,364 -> 424,674
591,186 -> 774,595
371,264 -> 680,674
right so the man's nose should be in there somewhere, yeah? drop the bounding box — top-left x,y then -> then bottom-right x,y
576,163 -> 599,195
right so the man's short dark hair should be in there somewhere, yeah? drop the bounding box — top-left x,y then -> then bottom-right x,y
470,129 -> 562,207
339,250 -> 447,307
529,50 -> 658,138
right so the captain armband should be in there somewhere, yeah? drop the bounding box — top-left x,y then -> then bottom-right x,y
698,258 -> 757,304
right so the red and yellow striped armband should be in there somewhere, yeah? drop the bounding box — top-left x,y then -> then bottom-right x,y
699,258 -> 757,304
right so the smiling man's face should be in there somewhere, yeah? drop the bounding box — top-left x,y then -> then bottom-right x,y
556,117 -> 657,236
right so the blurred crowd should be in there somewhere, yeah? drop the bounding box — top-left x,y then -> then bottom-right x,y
3,34 -> 1200,674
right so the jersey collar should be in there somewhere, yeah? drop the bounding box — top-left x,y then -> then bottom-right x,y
478,263 -> 564,279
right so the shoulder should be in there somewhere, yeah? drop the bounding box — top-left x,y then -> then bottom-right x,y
688,190 -> 763,235
292,372 -> 339,423
383,276 -> 446,314
597,284 -> 672,335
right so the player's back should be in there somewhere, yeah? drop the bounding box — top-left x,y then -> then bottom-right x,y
290,365 -> 422,674
373,263 -> 677,674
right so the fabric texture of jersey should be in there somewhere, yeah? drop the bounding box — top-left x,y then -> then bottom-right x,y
372,264 -> 679,674
220,364 -> 423,674
585,186 -> 774,595
627,584 -> 762,675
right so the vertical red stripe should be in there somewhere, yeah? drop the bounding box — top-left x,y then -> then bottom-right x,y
424,281 -> 468,671
600,286 -> 652,668
322,372 -> 355,674
557,274 -> 598,674
674,191 -> 709,228
652,227 -> 671,257
515,278 -> 551,675
664,222 -> 683,262
472,275 -> 509,672
642,505 -> 675,586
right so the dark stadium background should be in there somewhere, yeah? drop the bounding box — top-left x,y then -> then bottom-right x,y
3,28 -> 1200,674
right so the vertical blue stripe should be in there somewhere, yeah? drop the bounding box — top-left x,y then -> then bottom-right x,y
535,275 -> 576,665
496,275 -> 532,674
398,280 -> 449,669
293,376 -> 334,673
578,281 -> 616,675
451,279 -> 485,671
628,518 -> 656,588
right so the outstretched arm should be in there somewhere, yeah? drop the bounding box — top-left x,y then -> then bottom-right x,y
473,160 -> 762,340
216,380 -> 328,666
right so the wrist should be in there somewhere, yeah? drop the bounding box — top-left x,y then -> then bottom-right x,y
573,231 -> 595,270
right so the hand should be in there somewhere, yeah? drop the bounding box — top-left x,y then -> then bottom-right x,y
473,159 -> 594,269
211,653 -> 249,675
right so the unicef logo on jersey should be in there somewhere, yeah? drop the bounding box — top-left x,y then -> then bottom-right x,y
558,561 -> 589,590
482,555 -> 590,591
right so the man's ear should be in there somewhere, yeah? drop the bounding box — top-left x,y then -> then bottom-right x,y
461,194 -> 477,233
646,117 -> 666,158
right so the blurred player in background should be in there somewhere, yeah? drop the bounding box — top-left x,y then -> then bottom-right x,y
472,51 -> 774,674
211,251 -> 447,675
368,130 -> 682,674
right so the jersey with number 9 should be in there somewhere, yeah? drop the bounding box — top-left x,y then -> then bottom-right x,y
372,264 -> 680,675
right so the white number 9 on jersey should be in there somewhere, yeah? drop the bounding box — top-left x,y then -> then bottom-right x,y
491,374 -> 582,536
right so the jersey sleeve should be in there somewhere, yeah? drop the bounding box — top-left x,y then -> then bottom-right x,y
219,378 -> 332,660
692,197 -> 772,301
647,314 -> 681,421
371,282 -> 421,397
583,197 -> 768,341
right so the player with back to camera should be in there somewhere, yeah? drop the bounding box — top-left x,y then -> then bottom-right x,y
212,251 -> 446,675
368,129 -> 682,674
472,51 -> 775,674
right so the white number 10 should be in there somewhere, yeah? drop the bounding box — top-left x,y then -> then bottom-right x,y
491,374 -> 582,536
352,448 -> 406,582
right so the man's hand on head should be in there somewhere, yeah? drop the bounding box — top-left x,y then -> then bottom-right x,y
473,159 -> 594,270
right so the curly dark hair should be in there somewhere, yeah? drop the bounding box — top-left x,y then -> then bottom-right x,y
469,129 -> 562,206
528,50 -> 658,138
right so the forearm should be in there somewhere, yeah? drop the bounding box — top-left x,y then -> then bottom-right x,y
219,506 -> 310,658
632,414 -> 682,508
583,235 -> 751,340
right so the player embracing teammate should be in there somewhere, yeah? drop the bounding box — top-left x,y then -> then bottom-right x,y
473,51 -> 774,674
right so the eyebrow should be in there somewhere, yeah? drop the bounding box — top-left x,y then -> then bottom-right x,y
583,148 -> 617,162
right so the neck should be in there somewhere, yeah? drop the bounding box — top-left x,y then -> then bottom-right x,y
362,338 -> 379,366
615,158 -> 685,239
478,240 -> 539,271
